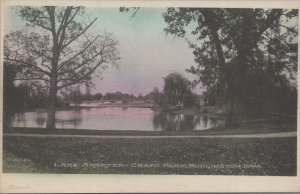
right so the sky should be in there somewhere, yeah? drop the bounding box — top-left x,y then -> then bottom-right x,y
5,7 -> 201,96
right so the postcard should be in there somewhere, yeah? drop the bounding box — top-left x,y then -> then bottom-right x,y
1,0 -> 299,193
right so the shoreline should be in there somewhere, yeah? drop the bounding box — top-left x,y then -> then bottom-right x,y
5,121 -> 297,136
16,104 -> 225,118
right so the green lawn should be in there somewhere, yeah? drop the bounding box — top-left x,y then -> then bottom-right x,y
3,136 -> 296,175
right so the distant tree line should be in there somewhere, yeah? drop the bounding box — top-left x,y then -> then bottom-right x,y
63,88 -> 150,105
4,62 -> 197,114
61,72 -> 198,108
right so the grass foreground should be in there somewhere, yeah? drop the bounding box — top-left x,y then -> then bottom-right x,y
3,134 -> 296,175
3,120 -> 297,175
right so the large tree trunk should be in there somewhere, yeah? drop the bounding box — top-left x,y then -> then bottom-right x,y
46,73 -> 58,129
45,7 -> 60,129
225,45 -> 247,128
225,94 -> 243,128
46,41 -> 59,129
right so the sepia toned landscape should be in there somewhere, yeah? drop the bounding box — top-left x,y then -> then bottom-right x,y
2,6 -> 297,175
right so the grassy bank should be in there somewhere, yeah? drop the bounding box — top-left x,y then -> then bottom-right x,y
3,135 -> 296,175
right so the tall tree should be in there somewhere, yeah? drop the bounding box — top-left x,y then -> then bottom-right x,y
163,72 -> 193,107
152,87 -> 161,106
163,8 -> 297,127
4,6 -> 120,129
3,62 -> 17,129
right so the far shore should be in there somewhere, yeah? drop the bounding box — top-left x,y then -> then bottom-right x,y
23,103 -> 226,119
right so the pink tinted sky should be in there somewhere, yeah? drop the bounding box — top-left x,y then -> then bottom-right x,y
87,8 -> 203,95
5,7 -> 204,95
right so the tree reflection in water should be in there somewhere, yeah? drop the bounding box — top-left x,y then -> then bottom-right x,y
12,108 -> 223,130
34,110 -> 83,128
209,117 -> 219,127
71,110 -> 83,128
122,106 -> 129,111
153,111 -> 222,131
202,115 -> 208,128
153,111 -> 180,131
35,116 -> 46,127
13,112 -> 26,127
57,110 -> 83,129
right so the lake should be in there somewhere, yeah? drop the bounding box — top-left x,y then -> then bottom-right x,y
12,107 -> 224,131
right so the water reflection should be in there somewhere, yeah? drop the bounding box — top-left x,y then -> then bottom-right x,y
12,107 -> 223,131
210,117 -> 219,127
122,106 -> 129,111
202,115 -> 208,128
35,116 -> 46,127
152,111 -> 222,131
13,113 -> 26,127
56,110 -> 82,128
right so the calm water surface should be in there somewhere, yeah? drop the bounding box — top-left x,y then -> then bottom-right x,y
12,107 -> 224,131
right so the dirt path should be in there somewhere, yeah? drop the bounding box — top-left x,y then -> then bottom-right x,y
4,131 -> 296,139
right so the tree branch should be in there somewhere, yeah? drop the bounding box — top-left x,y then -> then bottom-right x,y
4,58 -> 51,76
14,77 -> 49,82
262,32 -> 272,40
57,7 -> 71,36
255,9 -> 283,43
57,58 -> 105,90
279,24 -> 297,34
58,8 -> 73,48
58,36 -> 99,70
61,18 -> 97,50
58,52 -> 102,77
66,7 -> 81,26
31,49 -> 52,61
130,7 -> 140,19
27,19 -> 52,31
45,6 -> 57,41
